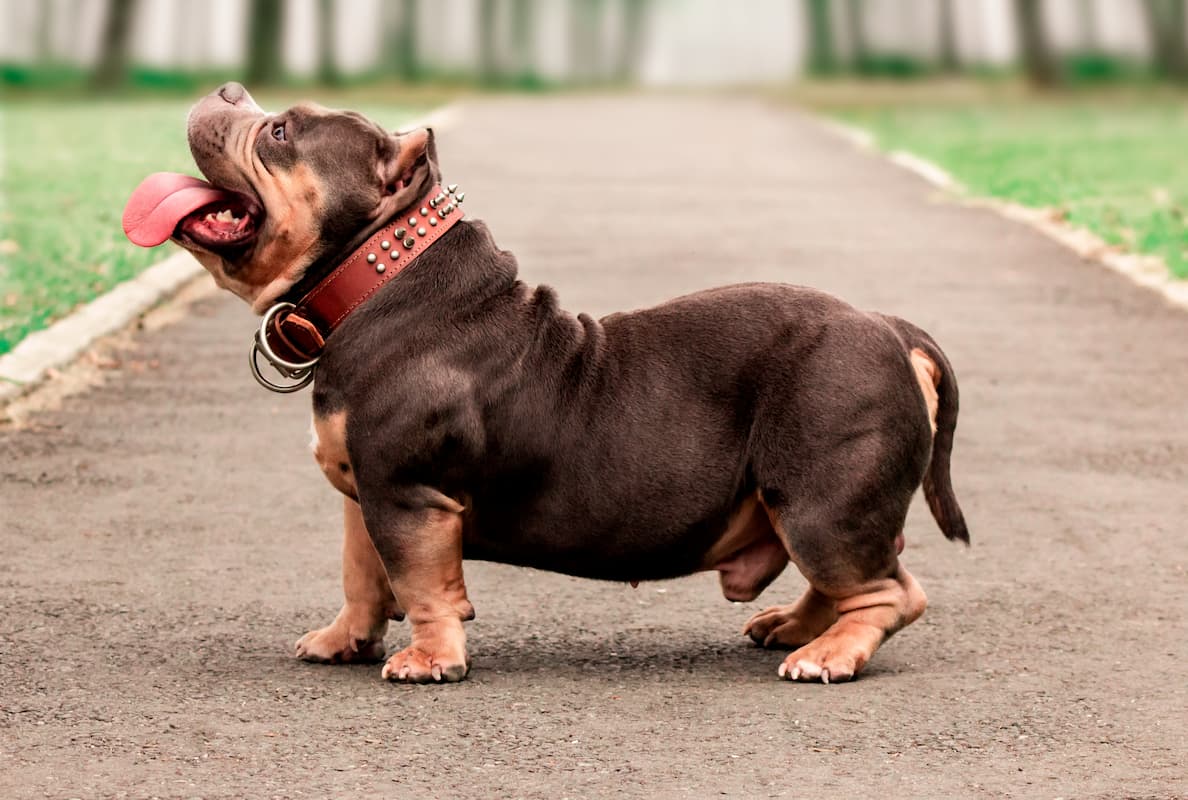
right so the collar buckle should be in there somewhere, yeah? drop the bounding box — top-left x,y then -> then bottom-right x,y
249,302 -> 318,393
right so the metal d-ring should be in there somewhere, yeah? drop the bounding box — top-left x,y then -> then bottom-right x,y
248,302 -> 319,393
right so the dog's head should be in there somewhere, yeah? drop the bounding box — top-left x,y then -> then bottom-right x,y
124,83 -> 440,311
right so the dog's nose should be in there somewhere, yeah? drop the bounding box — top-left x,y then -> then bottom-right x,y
217,82 -> 246,105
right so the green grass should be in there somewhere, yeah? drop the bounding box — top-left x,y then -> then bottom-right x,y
0,95 -> 429,355
825,97 -> 1188,279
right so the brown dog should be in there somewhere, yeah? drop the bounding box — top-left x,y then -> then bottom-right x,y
124,83 -> 968,685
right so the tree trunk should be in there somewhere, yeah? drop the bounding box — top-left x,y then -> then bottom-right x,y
36,0 -> 54,61
845,0 -> 869,73
245,0 -> 285,86
570,0 -> 606,83
1013,0 -> 1060,86
478,0 -> 499,85
90,0 -> 136,90
1144,0 -> 1188,81
1077,0 -> 1099,51
615,0 -> 649,82
393,0 -> 420,81
804,0 -> 837,75
938,0 -> 960,72
509,0 -> 537,83
318,0 -> 340,85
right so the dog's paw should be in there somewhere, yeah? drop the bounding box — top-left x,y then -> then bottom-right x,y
295,622 -> 387,664
776,620 -> 883,684
743,590 -> 838,649
744,606 -> 829,649
381,645 -> 469,684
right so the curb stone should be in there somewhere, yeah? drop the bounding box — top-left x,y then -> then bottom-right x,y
0,252 -> 202,402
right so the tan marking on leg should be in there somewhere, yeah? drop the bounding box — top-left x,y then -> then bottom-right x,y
700,492 -> 789,602
910,347 -> 940,434
742,585 -> 838,649
312,411 -> 357,499
295,497 -> 402,664
778,565 -> 927,683
380,509 -> 473,683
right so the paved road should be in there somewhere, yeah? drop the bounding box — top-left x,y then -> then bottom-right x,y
2,95 -> 1186,799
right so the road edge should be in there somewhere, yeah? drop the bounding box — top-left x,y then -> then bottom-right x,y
0,103 -> 461,407
815,117 -> 1188,312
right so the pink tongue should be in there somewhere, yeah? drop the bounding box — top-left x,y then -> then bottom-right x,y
123,172 -> 236,247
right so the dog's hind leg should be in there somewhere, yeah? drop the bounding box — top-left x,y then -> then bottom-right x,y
755,445 -> 930,683
295,497 -> 402,664
749,319 -> 933,682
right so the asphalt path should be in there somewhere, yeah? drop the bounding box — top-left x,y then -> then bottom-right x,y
2,95 -> 1185,798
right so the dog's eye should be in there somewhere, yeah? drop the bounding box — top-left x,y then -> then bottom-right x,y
271,123 -> 286,142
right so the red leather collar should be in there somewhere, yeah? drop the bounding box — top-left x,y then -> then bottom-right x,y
263,183 -> 465,365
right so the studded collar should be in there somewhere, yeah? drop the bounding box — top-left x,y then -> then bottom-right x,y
253,183 -> 465,385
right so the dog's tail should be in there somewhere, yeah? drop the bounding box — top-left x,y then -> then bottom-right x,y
885,316 -> 970,545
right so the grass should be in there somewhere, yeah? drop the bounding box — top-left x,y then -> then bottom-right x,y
0,93 -> 432,355
803,84 -> 1188,279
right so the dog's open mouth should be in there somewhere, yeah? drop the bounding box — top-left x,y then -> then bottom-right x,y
123,172 -> 261,252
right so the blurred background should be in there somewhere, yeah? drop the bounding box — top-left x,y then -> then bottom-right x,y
2,0 -> 1187,89
2,0 -> 1187,355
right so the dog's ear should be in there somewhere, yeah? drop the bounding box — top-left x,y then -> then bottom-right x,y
375,127 -> 438,217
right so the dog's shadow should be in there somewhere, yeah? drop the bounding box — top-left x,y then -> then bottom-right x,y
465,631 -> 788,681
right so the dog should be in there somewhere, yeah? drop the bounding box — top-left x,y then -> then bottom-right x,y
123,83 -> 968,685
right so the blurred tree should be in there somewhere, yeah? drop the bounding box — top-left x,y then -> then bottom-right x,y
1143,0 -> 1188,81
319,0 -> 341,85
804,0 -> 838,75
509,0 -> 539,85
938,0 -> 960,72
845,0 -> 870,73
386,0 -> 421,81
570,0 -> 606,83
1013,0 -> 1060,86
246,0 -> 285,86
1077,0 -> 1099,51
615,0 -> 650,82
90,0 -> 135,90
36,0 -> 54,60
478,0 -> 499,85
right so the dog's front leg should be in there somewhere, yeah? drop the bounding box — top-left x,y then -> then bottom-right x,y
361,489 -> 473,684
296,497 -> 403,663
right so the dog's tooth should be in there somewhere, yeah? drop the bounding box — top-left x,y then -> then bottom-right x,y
205,213 -> 217,222
821,669 -> 830,685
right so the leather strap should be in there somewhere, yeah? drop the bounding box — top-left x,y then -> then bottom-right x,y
265,183 -> 465,363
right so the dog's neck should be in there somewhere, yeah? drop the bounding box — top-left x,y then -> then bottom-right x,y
261,182 -> 467,364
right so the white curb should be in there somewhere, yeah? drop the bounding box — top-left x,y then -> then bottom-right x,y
815,114 -> 1188,313
0,252 -> 203,402
0,104 -> 462,406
